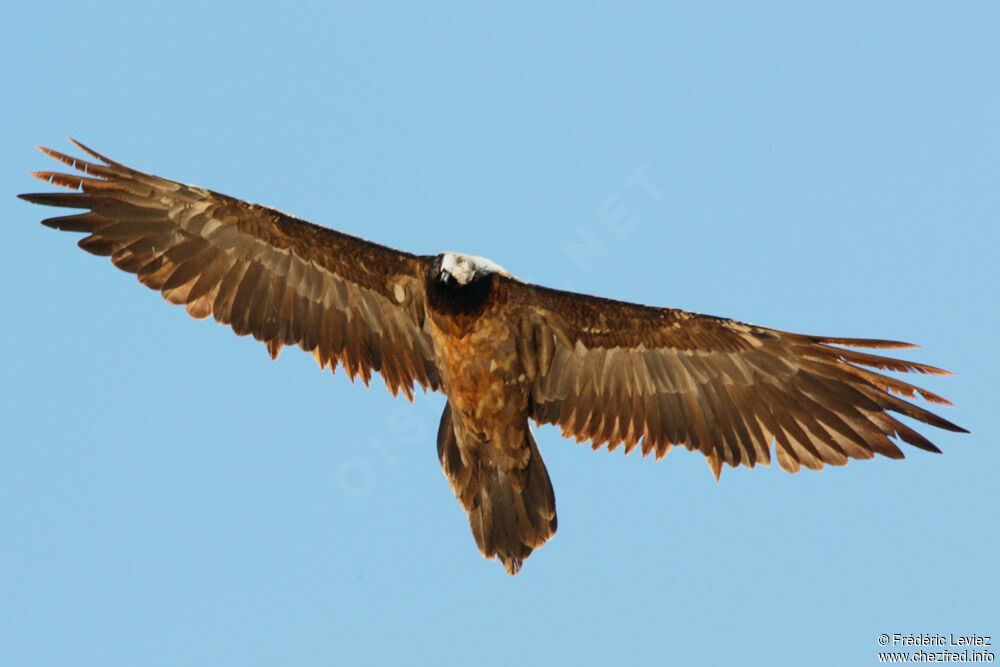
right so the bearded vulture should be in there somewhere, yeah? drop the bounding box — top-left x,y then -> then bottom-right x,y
19,140 -> 967,575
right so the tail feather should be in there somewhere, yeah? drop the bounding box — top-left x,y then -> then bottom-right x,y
437,403 -> 557,575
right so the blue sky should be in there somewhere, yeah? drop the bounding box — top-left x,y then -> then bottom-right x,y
2,2 -> 996,665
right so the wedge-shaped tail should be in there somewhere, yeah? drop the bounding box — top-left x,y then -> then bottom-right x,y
437,403 -> 557,575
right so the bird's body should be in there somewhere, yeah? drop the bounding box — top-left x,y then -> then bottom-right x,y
425,257 -> 557,571
20,141 -> 966,574
428,257 -> 529,459
429,290 -> 530,468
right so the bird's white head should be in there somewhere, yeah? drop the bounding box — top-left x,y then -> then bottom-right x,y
438,252 -> 511,285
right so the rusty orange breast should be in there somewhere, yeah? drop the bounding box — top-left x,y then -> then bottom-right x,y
429,313 -> 528,439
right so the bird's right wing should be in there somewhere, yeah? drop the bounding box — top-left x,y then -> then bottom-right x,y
20,140 -> 440,398
498,279 -> 965,479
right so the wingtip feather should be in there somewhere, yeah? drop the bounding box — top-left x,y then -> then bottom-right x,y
814,336 -> 920,349
67,138 -> 116,165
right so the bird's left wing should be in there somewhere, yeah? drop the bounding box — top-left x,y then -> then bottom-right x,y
497,278 -> 966,479
19,141 -> 440,398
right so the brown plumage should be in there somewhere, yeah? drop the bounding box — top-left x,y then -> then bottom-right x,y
19,140 -> 967,575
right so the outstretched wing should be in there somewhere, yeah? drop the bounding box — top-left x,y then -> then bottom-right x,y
499,279 -> 966,479
19,140 -> 440,399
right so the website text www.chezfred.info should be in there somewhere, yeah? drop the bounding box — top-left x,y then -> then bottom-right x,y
877,634 -> 993,663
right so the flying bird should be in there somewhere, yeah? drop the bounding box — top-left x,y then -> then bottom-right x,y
20,140 -> 966,575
